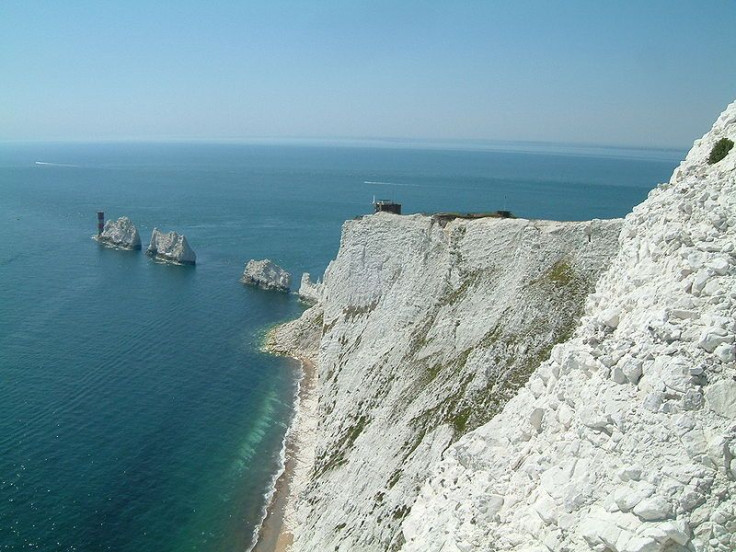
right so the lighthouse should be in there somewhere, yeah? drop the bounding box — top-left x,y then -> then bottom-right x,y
97,212 -> 105,236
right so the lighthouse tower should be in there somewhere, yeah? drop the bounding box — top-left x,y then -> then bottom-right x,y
97,212 -> 105,236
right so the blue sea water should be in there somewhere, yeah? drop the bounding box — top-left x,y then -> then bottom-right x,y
0,141 -> 682,551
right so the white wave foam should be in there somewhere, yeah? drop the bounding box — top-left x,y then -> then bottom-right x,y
35,161 -> 78,167
246,360 -> 304,552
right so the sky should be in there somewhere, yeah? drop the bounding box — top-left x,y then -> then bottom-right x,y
2,1 -> 735,148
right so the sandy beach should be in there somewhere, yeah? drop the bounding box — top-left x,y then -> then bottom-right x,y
252,356 -> 318,552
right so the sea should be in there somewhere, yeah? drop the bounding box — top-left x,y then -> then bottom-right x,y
0,140 -> 683,551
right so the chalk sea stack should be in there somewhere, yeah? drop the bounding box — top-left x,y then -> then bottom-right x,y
298,272 -> 322,304
241,259 -> 291,292
95,216 -> 142,250
146,228 -> 196,265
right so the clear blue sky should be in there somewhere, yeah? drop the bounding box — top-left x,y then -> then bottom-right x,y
2,1 -> 735,147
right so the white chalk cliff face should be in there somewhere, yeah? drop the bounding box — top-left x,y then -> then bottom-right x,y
402,103 -> 736,551
274,213 -> 622,550
146,228 -> 196,265
96,216 -> 141,250
241,259 -> 291,292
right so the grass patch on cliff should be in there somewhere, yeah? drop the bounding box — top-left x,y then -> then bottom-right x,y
405,268 -> 491,359
543,259 -> 575,286
344,414 -> 369,449
407,314 -> 437,356
404,261 -> 590,444
392,505 -> 410,520
529,258 -> 589,309
407,372 -> 473,445
709,137 -> 734,164
322,317 -> 338,334
422,346 -> 474,384
314,413 -> 371,477
387,469 -> 402,489
343,299 -> 379,321
450,407 -> 472,433
438,270 -> 482,308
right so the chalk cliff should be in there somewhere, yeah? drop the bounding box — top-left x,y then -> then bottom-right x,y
268,101 -> 736,552
270,213 -> 622,550
402,103 -> 736,551
146,228 -> 196,265
95,216 -> 141,250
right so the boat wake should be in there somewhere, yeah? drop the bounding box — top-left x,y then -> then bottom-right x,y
35,161 -> 78,167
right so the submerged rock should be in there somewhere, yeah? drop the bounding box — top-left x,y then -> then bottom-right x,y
241,259 -> 291,292
95,216 -> 141,250
146,228 -> 196,265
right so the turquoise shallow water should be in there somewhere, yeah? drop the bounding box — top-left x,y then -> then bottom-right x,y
0,141 -> 681,551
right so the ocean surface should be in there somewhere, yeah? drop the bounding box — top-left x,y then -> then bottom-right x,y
0,141 -> 682,551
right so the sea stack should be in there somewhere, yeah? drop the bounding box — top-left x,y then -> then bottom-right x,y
146,228 -> 196,265
241,259 -> 291,292
95,216 -> 142,250
298,272 -> 322,303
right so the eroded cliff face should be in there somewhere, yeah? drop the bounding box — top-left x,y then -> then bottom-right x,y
274,212 -> 622,550
402,104 -> 736,552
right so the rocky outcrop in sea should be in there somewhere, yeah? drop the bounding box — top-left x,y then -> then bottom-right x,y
95,216 -> 141,250
146,228 -> 196,265
241,259 -> 291,292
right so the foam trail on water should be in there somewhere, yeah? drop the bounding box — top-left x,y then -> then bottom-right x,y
35,161 -> 78,167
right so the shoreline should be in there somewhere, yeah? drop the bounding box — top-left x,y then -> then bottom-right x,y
251,355 -> 318,552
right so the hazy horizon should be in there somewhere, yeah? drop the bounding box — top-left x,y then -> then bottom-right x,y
0,136 -> 687,162
3,1 -> 735,148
